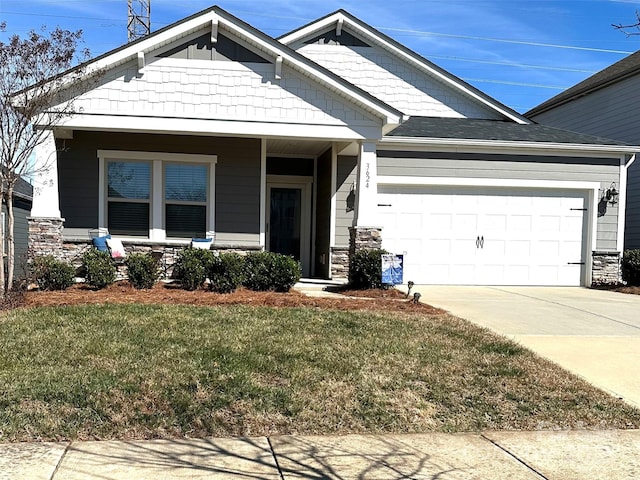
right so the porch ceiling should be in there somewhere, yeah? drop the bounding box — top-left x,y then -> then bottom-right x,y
266,138 -> 334,157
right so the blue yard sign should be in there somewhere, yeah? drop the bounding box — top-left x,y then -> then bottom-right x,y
381,254 -> 403,285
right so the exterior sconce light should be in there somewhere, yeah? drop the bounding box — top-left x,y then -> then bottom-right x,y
606,183 -> 619,206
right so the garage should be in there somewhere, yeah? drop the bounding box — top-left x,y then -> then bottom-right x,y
377,185 -> 588,286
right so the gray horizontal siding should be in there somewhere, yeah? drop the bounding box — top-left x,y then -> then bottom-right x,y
531,74 -> 640,249
532,75 -> 640,145
2,203 -> 30,279
377,150 -> 621,251
335,156 -> 357,247
57,131 -> 261,245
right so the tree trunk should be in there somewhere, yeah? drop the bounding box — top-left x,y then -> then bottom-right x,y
0,192 -> 5,296
6,187 -> 15,292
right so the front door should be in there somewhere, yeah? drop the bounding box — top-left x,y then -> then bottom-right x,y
266,177 -> 312,277
269,187 -> 302,259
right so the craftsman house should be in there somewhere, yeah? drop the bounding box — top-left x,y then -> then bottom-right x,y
29,6 -> 637,285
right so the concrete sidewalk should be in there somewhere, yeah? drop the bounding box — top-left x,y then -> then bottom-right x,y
3,431 -> 640,479
416,286 -> 640,408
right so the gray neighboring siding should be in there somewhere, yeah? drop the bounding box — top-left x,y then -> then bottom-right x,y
377,150 -> 621,251
315,150 -> 331,278
531,74 -> 640,249
335,156 -> 357,247
57,131 -> 261,245
2,200 -> 31,280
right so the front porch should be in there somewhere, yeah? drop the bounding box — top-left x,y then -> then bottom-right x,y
28,131 -> 384,280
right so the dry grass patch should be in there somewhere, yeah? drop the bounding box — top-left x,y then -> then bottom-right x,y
1,303 -> 639,442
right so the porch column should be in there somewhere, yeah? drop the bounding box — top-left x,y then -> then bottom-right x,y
31,130 -> 61,218
28,130 -> 64,260
353,141 -> 378,227
350,141 -> 382,257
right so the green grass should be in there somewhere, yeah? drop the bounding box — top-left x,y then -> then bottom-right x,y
1,304 -> 639,441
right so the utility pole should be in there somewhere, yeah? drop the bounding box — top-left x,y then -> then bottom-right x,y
127,0 -> 151,42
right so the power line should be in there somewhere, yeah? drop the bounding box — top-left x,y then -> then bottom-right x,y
379,27 -> 634,55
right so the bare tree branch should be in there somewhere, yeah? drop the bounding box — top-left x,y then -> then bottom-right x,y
0,23 -> 94,293
612,10 -> 640,36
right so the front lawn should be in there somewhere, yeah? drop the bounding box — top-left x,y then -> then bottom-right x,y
1,303 -> 639,441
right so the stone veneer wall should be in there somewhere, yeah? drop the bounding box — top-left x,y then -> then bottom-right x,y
27,218 -> 262,280
330,247 -> 349,280
60,240 -> 262,279
591,251 -> 622,285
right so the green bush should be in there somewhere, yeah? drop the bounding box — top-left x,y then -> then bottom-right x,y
348,248 -> 388,289
82,249 -> 116,289
207,252 -> 245,293
242,251 -> 301,292
622,249 -> 640,286
31,255 -> 75,291
174,248 -> 214,291
125,253 -> 159,289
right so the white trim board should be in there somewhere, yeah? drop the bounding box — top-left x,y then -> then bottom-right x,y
377,176 -> 600,191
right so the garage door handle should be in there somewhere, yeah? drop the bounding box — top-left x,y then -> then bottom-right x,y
476,236 -> 480,248
480,236 -> 484,249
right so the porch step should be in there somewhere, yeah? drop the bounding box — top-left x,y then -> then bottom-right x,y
293,278 -> 348,298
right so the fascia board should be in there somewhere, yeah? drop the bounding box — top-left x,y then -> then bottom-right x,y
379,136 -> 640,156
278,12 -> 343,44
280,12 -> 528,125
52,114 -> 384,141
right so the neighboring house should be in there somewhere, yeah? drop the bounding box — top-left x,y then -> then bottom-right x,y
3,176 -> 33,280
28,6 -> 637,286
527,50 -> 640,251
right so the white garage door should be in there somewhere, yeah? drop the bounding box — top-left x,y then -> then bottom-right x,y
378,185 -> 587,286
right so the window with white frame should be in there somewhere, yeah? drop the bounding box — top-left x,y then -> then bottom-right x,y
164,163 -> 208,238
99,151 -> 216,241
107,161 -> 151,237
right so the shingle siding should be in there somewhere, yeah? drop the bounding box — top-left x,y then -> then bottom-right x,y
296,44 -> 501,119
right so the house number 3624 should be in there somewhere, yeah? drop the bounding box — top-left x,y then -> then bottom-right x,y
365,163 -> 370,188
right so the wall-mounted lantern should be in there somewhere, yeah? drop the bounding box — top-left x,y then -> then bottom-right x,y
605,183 -> 619,206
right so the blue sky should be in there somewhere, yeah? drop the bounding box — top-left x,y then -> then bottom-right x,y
2,0 -> 640,113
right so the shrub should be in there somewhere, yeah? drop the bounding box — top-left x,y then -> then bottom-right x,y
348,248 -> 388,289
125,253 -> 159,289
242,251 -> 301,292
174,248 -> 214,291
622,249 -> 640,286
207,252 -> 245,293
31,255 -> 75,291
82,249 -> 116,289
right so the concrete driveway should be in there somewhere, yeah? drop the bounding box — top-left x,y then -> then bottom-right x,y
416,286 -> 640,408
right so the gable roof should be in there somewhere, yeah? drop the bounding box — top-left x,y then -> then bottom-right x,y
382,117 -> 637,154
279,9 -> 530,125
526,50 -> 640,117
37,5 -> 404,129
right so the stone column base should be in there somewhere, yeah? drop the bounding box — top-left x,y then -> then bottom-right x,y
591,251 -> 621,285
349,226 -> 382,258
330,247 -> 349,280
28,217 -> 64,261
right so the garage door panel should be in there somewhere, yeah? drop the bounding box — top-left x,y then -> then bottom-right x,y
509,215 -> 533,231
378,185 -> 587,286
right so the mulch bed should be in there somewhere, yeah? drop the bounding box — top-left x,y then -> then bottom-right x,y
22,282 -> 445,314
